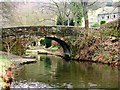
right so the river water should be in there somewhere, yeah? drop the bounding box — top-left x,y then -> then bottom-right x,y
11,55 -> 119,89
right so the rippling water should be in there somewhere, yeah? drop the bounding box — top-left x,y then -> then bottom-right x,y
12,55 -> 119,88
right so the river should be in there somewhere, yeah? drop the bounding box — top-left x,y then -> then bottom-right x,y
11,55 -> 119,89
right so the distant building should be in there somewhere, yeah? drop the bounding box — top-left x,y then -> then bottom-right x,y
97,7 -> 120,23
84,1 -> 120,27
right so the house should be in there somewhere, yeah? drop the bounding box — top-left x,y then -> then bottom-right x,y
86,0 -> 120,27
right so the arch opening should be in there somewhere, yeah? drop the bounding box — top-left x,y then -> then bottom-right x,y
44,37 -> 71,60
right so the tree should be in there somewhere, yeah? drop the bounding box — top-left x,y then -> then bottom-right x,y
64,18 -> 75,26
55,1 -> 83,26
2,30 -> 18,57
79,0 -> 107,35
81,0 -> 89,36
49,0 -> 83,26
1,2 -> 18,27
56,15 -> 62,25
70,2 -> 83,26
1,27 -> 38,56
50,0 -> 71,26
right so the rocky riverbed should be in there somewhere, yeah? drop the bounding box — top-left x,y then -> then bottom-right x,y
11,81 -> 53,89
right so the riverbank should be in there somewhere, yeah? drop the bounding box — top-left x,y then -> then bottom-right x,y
0,52 -> 13,89
0,51 -> 36,89
73,25 -> 120,66
0,51 -> 36,65
74,35 -> 119,67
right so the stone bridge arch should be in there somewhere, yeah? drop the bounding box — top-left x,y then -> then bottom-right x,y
44,36 -> 72,59
1,26 -> 82,57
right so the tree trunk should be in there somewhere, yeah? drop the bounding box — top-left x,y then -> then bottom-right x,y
62,18 -> 64,25
67,17 -> 70,26
74,17 -> 77,26
7,46 -> 10,57
85,18 -> 89,34
82,2 -> 89,36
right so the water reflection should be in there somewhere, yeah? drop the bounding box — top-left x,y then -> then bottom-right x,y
44,56 -> 51,69
14,55 -> 118,88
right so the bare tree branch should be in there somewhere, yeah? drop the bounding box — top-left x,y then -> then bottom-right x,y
87,0 -> 98,7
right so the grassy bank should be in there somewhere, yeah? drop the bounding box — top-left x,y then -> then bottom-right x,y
0,55 -> 12,89
0,51 -> 37,89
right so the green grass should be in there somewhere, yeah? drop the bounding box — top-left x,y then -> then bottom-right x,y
0,55 -> 11,80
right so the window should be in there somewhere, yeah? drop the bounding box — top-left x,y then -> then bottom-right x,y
113,15 -> 116,18
107,15 -> 109,19
102,16 -> 104,19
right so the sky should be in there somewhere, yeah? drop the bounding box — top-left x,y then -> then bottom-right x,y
0,0 -> 60,2
0,0 -> 119,2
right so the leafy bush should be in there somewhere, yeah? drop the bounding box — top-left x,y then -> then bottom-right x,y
56,16 -> 62,25
92,22 -> 100,27
40,39 -> 45,45
100,29 -> 120,38
100,20 -> 106,25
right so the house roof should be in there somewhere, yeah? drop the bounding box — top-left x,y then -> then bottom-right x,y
113,1 -> 120,7
96,6 -> 119,15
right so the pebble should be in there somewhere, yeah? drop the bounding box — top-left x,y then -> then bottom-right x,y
88,82 -> 97,87
10,81 -> 53,89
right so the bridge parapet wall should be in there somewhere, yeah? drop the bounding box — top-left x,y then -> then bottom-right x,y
2,26 -> 84,38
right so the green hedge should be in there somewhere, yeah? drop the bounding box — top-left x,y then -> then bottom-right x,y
100,20 -> 106,25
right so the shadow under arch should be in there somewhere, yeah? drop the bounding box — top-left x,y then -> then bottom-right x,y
45,37 -> 72,60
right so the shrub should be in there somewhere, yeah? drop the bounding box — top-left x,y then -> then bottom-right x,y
92,22 -> 100,27
40,39 -> 45,45
100,20 -> 106,25
100,28 -> 120,38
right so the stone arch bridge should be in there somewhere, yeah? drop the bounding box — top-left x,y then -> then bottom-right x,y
1,26 -> 82,58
